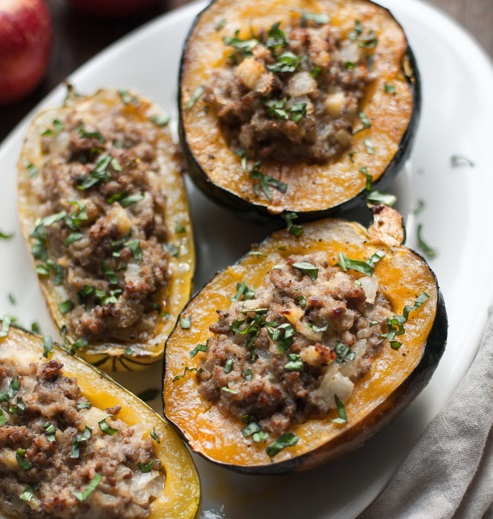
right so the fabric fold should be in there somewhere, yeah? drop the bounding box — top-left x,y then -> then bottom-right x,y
358,307 -> 493,519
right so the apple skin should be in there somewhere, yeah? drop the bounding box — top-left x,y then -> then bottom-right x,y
0,0 -> 52,106
68,0 -> 160,17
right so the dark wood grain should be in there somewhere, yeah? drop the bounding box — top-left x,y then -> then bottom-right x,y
0,0 -> 491,142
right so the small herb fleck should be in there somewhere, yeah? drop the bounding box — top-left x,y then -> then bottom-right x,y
185,86 -> 205,112
292,261 -> 318,281
450,155 -> 474,167
180,316 -> 192,329
417,224 -> 438,259
266,432 -> 299,457
72,473 -> 103,502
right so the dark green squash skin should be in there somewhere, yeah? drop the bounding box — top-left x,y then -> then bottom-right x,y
162,223 -> 447,475
178,0 -> 422,222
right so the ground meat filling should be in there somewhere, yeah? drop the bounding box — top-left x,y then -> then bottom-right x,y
0,356 -> 163,519
198,252 -> 393,435
33,99 -> 171,342
206,16 -> 376,164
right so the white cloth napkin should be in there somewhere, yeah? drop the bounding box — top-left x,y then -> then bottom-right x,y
358,307 -> 493,519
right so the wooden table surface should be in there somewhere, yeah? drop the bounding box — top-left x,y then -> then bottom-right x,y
0,0 -> 491,143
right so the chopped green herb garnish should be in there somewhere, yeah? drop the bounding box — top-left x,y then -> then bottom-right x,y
232,281 -> 256,302
16,449 -> 32,471
7,293 -> 15,305
354,111 -> 372,134
307,323 -> 328,333
359,166 -> 373,191
450,155 -> 474,167
265,21 -> 288,51
68,337 -> 88,355
64,232 -> 83,247
264,97 -> 288,120
173,366 -> 202,382
224,358 -> 235,374
267,52 -> 301,74
43,422 -> 57,443
99,416 -> 119,436
242,420 -> 262,437
41,119 -> 63,137
72,473 -> 103,502
282,212 -> 304,237
348,20 -> 378,48
175,222 -> 186,234
70,426 -> 92,458
150,429 -> 161,443
102,261 -> 118,285
250,163 -> 287,201
367,190 -> 397,207
295,295 -> 307,308
120,193 -> 144,207
332,394 -> 348,423
180,316 -> 192,329
190,342 -> 208,358
310,66 -> 322,77
364,139 -> 375,154
234,148 -> 248,171
244,368 -> 253,381
299,10 -> 330,26
215,18 -> 226,31
26,162 -> 39,177
0,230 -> 14,240
137,388 -> 160,402
221,386 -> 238,394
125,239 -> 143,261
31,322 -> 41,334
266,432 -> 299,457
337,251 -> 383,276
284,353 -> 304,372
292,261 -> 318,281
223,30 -> 259,57
185,86 -> 205,112
0,316 -> 12,338
137,461 -> 155,473
20,484 -> 39,501
384,83 -> 396,94
77,401 -> 92,410
417,224 -> 438,258
290,102 -> 307,123
150,114 -> 171,127
334,342 -> 356,364
77,124 -> 105,142
118,89 -> 139,106
414,199 -> 425,215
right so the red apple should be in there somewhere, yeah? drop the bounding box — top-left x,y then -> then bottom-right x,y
0,0 -> 52,106
67,0 -> 159,18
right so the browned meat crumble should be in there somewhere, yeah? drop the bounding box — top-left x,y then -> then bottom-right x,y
206,15 -> 376,163
0,356 -> 163,518
32,97 -> 171,343
197,252 -> 392,435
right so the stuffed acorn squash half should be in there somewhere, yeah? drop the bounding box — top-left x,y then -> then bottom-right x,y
179,0 -> 420,220
18,88 -> 195,371
163,207 -> 446,474
0,323 -> 200,518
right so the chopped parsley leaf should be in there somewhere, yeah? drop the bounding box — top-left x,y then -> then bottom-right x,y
72,473 -> 103,502
266,432 -> 299,457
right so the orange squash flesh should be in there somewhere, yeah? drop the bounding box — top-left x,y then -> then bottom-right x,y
179,0 -> 420,218
163,217 -> 446,473
0,325 -> 201,518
